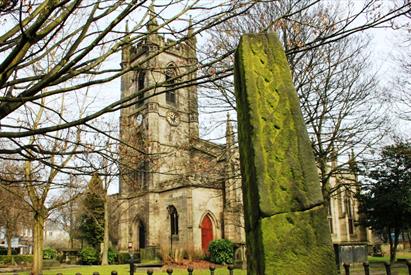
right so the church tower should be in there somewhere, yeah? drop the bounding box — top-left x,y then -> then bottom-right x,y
117,6 -> 203,252
116,5 -> 245,258
119,8 -> 199,192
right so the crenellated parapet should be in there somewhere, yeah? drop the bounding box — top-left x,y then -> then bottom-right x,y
124,36 -> 196,66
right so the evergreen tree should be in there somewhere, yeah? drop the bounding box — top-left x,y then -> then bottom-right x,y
78,174 -> 105,250
360,141 -> 411,263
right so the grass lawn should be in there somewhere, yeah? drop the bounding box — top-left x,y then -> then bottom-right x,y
0,265 -> 247,275
346,252 -> 411,275
348,262 -> 410,275
368,251 -> 411,263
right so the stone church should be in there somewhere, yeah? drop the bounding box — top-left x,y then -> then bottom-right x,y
115,10 -> 245,257
114,7 -> 368,262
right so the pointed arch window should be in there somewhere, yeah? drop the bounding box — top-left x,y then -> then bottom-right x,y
138,160 -> 149,190
136,70 -> 146,106
167,205 -> 179,236
165,65 -> 176,105
345,191 -> 354,235
327,199 -> 334,234
138,220 -> 146,249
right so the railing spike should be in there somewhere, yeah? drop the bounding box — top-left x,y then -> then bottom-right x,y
384,262 -> 391,275
343,263 -> 350,275
363,262 -> 370,275
209,264 -> 216,275
406,260 -> 411,275
187,265 -> 194,275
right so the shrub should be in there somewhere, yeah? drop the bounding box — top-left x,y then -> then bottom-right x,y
208,239 -> 234,264
117,252 -> 130,264
79,246 -> 99,265
0,256 -> 12,265
43,247 -> 57,260
108,247 -> 118,264
14,255 -> 33,264
0,255 -> 33,265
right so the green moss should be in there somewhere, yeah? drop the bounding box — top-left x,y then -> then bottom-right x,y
235,33 -> 337,274
236,34 -> 323,215
261,207 -> 336,275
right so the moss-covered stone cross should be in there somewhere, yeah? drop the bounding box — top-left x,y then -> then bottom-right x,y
235,33 -> 337,275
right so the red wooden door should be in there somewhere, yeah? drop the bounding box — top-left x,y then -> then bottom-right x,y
201,215 -> 213,252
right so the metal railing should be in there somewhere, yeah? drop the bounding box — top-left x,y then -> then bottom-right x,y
11,260 -> 411,275
15,264 -> 236,275
342,260 -> 411,275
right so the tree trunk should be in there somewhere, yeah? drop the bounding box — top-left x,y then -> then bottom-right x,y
100,194 -> 109,265
69,200 -> 74,249
6,231 -> 12,256
32,212 -> 45,275
70,236 -> 74,249
389,229 -> 400,264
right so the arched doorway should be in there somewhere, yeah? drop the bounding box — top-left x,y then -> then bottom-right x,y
201,214 -> 213,252
138,220 -> 146,249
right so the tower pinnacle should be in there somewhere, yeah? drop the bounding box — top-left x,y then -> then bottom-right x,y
226,113 -> 235,148
147,2 -> 158,33
186,16 -> 197,58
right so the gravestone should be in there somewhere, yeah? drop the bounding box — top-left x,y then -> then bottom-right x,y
235,33 -> 337,275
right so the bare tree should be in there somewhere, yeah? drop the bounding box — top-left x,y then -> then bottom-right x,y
49,175 -> 82,249
201,0 -> 392,200
14,95 -> 87,274
0,1 -> 410,273
0,1 -> 409,140
0,161 -> 31,256
392,27 -> 411,122
0,1 -> 263,141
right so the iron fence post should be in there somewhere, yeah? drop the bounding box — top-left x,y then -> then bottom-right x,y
228,264 -> 234,275
129,253 -> 135,275
187,265 -> 193,275
343,263 -> 350,275
209,264 -> 215,275
384,262 -> 391,275
363,262 -> 370,275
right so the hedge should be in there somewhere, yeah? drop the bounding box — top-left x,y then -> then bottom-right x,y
0,255 -> 33,265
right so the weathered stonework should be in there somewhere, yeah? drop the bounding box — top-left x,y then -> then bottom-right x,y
235,33 -> 337,274
115,11 -> 245,258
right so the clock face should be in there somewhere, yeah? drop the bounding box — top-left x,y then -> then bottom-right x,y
136,113 -> 143,126
166,111 -> 180,126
